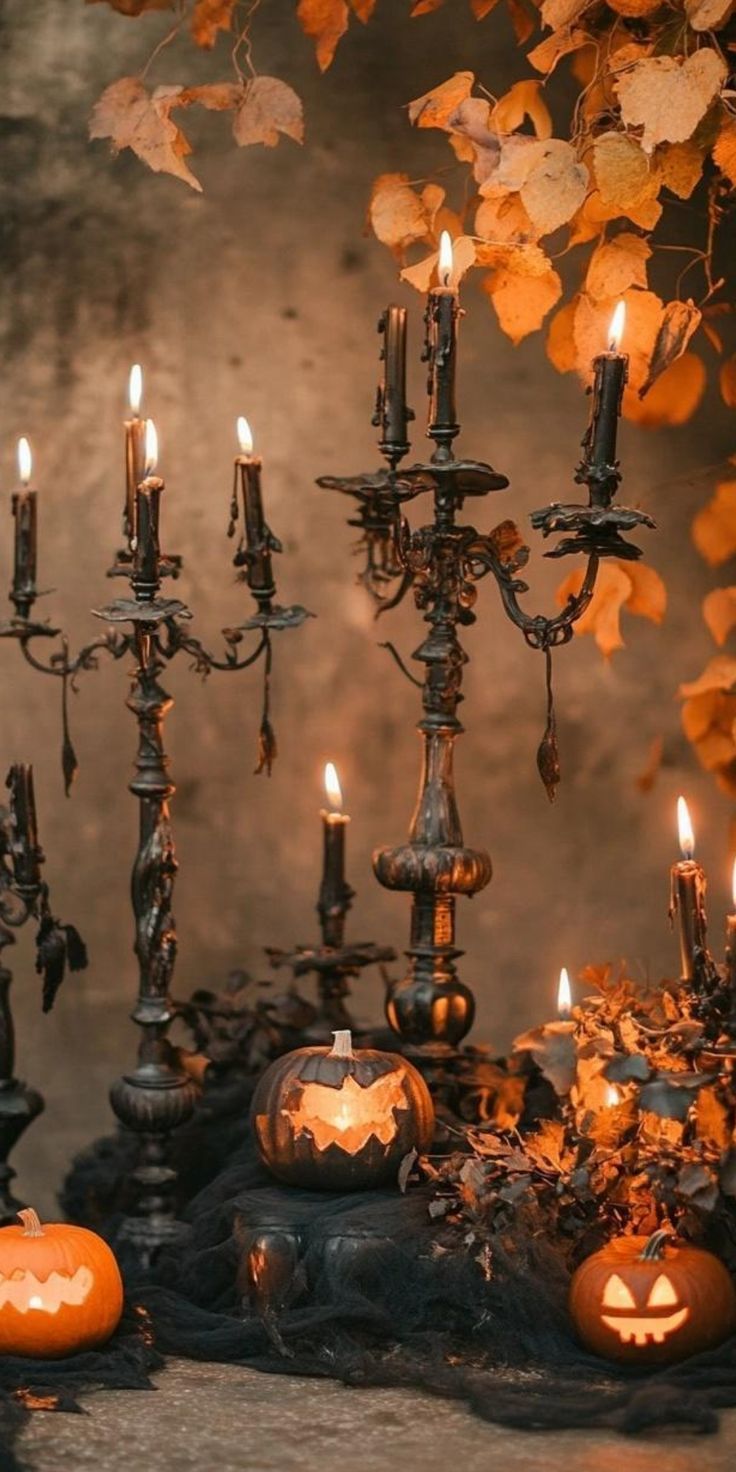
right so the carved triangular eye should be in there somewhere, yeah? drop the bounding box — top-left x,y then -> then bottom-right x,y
602,1274 -> 637,1310
647,1273 -> 678,1308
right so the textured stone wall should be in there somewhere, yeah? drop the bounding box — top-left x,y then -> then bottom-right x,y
0,1 -> 733,1213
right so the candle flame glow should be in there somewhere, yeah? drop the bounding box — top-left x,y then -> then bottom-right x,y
324,761 -> 342,813
17,437 -> 32,487
144,418 -> 158,475
128,363 -> 143,416
557,966 -> 572,1019
608,300 -> 626,352
677,795 -> 695,861
605,1083 -> 621,1108
438,230 -> 453,287
237,416 -> 254,455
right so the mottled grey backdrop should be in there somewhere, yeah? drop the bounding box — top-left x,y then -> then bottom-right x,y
0,1 -> 733,1214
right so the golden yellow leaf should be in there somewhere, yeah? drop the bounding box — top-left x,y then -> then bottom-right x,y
703,588 -> 736,648
639,300 -> 702,397
296,0 -> 349,71
573,289 -> 663,392
446,97 -> 500,186
368,173 -> 439,251
720,355 -> 736,409
491,81 -> 552,140
657,141 -> 705,200
557,560 -> 664,657
191,0 -> 236,47
232,77 -> 304,148
546,300 -> 578,373
89,78 -> 202,191
519,140 -> 588,236
685,0 -> 735,29
482,262 -> 562,343
714,116 -> 736,186
592,131 -> 658,210
540,0 -> 589,25
528,26 -> 587,75
680,654 -> 736,698
408,71 -> 475,129
615,50 -> 727,152
585,233 -> 651,302
693,483 -> 736,566
624,352 -> 706,427
475,193 -> 533,244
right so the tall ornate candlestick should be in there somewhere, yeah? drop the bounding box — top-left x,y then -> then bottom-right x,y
320,245 -> 654,1060
670,797 -> 708,986
11,439 -> 38,623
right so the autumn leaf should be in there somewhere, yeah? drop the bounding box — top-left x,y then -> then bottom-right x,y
657,141 -> 705,201
519,140 -> 588,236
482,250 -> 562,344
86,0 -> 173,13
546,299 -> 577,373
714,117 -> 736,186
475,193 -> 533,244
401,234 -> 475,292
368,173 -> 440,252
491,81 -> 552,140
191,0 -> 236,47
703,587 -> 736,647
639,300 -> 702,397
625,353 -> 706,428
409,71 -> 475,129
573,289 -> 663,393
89,77 -> 202,191
540,0 -> 589,26
679,664 -> 736,794
232,77 -> 304,148
528,27 -> 587,77
591,131 -> 659,211
692,481 -> 736,566
297,0 -> 375,71
720,355 -> 736,409
685,0 -> 735,30
556,560 -> 665,657
680,655 -> 736,699
615,50 -> 726,153
179,82 -> 241,111
585,233 -> 650,302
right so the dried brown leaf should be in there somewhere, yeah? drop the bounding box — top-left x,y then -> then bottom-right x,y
615,50 -> 726,152
409,71 -> 475,129
232,77 -> 304,148
540,0 -> 589,26
528,26 -> 587,76
492,81 -> 552,140
482,259 -> 562,344
179,83 -> 241,111
585,233 -> 651,302
685,0 -> 735,30
557,559 -> 664,657
297,0 -> 351,71
692,482 -> 736,566
703,588 -> 736,647
625,352 -> 706,428
714,116 -> 736,186
519,139 -> 588,236
592,131 -> 658,210
475,193 -> 533,244
639,299 -> 702,397
368,173 -> 439,251
657,141 -> 705,200
191,0 -> 236,47
89,77 -> 201,191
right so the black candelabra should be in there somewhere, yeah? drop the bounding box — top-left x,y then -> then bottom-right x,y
1,421 -> 310,1261
0,764 -> 86,1221
320,252 -> 655,1064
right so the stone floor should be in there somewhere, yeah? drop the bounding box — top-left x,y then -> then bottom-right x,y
15,1359 -> 736,1472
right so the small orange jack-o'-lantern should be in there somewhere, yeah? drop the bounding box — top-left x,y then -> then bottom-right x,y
0,1208 -> 124,1358
252,1030 -> 434,1189
569,1230 -> 736,1366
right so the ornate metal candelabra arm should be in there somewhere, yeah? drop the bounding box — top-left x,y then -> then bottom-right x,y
0,765 -> 87,1220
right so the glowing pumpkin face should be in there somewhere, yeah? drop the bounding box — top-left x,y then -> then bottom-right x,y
0,1209 -> 124,1359
569,1231 -> 736,1367
251,1030 -> 435,1190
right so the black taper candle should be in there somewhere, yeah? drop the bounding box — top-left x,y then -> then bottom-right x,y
373,305 -> 412,466
580,303 -> 628,508
6,764 -> 42,890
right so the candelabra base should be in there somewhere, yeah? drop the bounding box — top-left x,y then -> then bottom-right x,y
109,1059 -> 198,1266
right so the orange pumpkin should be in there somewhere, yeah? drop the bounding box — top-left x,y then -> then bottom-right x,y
0,1208 -> 123,1358
252,1029 -> 435,1190
569,1230 -> 736,1366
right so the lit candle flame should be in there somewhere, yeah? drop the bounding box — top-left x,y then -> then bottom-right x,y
438,230 -> 453,288
608,300 -> 626,352
144,418 -> 158,476
605,1083 -> 620,1108
324,761 -> 343,814
677,796 -> 694,861
237,416 -> 254,456
17,437 -> 32,487
128,363 -> 143,417
557,967 -> 572,1019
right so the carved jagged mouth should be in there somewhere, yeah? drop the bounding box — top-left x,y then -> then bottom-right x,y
601,1307 -> 689,1346
0,1267 -> 93,1314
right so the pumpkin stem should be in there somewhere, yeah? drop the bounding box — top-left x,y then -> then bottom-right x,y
18,1208 -> 44,1238
640,1228 -> 674,1261
329,1030 -> 354,1059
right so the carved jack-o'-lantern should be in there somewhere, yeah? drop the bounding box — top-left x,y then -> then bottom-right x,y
0,1208 -> 123,1358
569,1230 -> 736,1366
252,1030 -> 435,1189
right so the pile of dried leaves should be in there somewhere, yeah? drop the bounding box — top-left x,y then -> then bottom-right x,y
418,963 -> 736,1271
